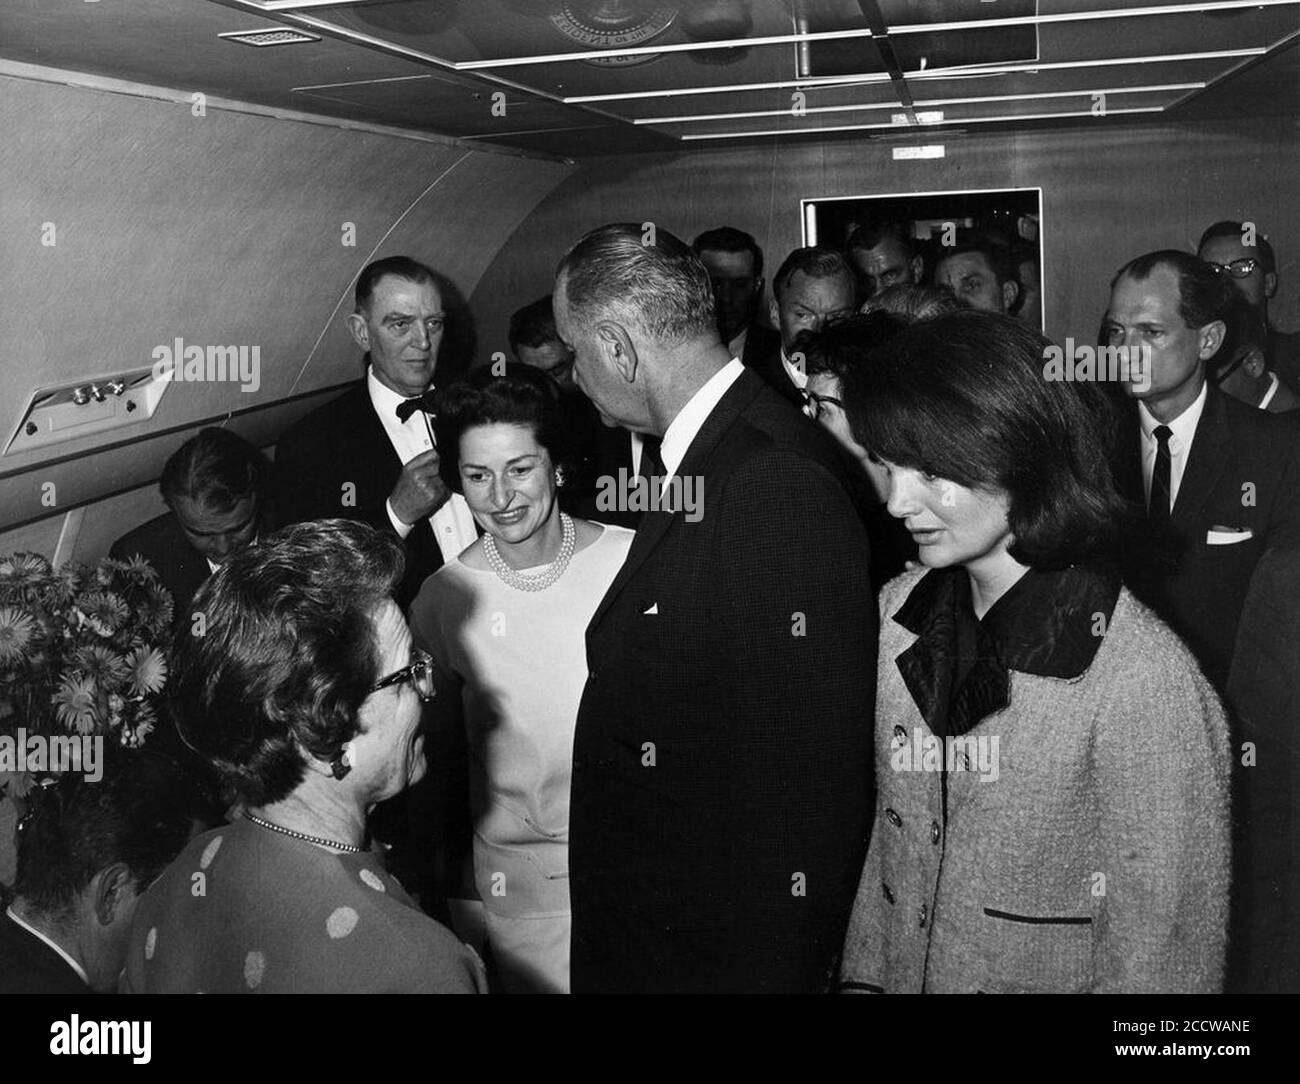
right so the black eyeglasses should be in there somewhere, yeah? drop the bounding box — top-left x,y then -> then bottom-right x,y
370,650 -> 436,702
1206,257 -> 1262,279
802,389 -> 845,421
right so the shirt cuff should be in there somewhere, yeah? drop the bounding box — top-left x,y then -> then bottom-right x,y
386,499 -> 415,539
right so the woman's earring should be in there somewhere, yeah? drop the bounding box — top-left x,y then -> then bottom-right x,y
330,745 -> 353,781
554,467 -> 566,487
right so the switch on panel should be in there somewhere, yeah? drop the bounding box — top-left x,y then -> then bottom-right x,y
4,366 -> 171,455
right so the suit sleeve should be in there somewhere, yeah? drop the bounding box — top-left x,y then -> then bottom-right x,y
1093,634 -> 1231,992
271,420 -> 393,534
710,448 -> 876,992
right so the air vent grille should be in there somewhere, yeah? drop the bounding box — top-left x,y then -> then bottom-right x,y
218,28 -> 321,48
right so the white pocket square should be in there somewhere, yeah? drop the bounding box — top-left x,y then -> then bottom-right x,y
643,603 -> 659,615
1206,527 -> 1253,545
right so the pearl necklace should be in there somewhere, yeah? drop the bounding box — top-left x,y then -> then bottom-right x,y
244,811 -> 364,854
482,512 -> 576,592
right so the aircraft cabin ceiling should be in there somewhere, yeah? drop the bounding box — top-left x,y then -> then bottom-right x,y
0,1 -> 1296,159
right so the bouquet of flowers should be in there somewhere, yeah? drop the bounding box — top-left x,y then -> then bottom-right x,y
0,552 -> 173,797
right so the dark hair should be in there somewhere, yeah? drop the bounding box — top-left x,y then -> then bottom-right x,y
935,238 -> 1018,287
846,222 -> 914,258
168,519 -> 404,807
434,363 -> 582,494
355,255 -> 437,313
772,246 -> 856,299
1111,249 -> 1235,330
1197,220 -> 1276,276
159,427 -> 269,513
861,283 -> 968,322
842,311 -> 1126,569
691,226 -> 764,280
1210,290 -> 1271,378
508,295 -> 561,356
13,749 -> 200,915
556,222 -> 715,343
792,312 -> 911,382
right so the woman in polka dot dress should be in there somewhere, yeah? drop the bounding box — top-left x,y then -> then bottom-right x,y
121,520 -> 485,994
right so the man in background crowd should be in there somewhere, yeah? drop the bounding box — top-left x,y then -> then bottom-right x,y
111,427 -> 268,614
845,222 -> 923,303
764,246 -> 857,404
934,238 -> 1020,315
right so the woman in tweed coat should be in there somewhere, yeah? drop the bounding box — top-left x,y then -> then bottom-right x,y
837,312 -> 1231,993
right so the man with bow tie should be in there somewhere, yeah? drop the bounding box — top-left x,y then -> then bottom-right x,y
272,256 -> 477,609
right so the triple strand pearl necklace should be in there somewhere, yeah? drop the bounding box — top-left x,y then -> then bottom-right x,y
482,512 -> 576,592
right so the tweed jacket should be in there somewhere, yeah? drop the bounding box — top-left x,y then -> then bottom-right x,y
840,568 -> 1231,994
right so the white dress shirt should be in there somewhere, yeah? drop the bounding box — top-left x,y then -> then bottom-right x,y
660,358 -> 745,479
727,326 -> 749,363
366,367 -> 478,563
1259,370 -> 1280,411
779,347 -> 810,392
5,906 -> 89,986
1138,379 -> 1208,511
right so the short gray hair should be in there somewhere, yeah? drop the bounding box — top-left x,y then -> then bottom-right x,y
556,222 -> 716,344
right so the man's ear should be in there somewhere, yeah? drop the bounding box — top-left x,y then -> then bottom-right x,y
1198,319 -> 1227,360
92,863 -> 138,927
769,296 -> 780,330
346,311 -> 371,353
1002,280 -> 1020,313
909,255 -> 924,284
1264,271 -> 1278,301
753,276 -> 766,303
595,320 -> 639,383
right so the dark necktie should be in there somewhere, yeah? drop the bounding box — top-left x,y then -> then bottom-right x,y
1149,424 -> 1172,524
637,434 -> 665,482
395,392 -> 438,423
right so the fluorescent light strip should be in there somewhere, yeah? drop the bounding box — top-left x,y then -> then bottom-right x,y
635,83 -> 1205,125
452,0 -> 1291,70
456,29 -> 875,70
564,48 -> 1264,102
679,106 -> 1166,141
885,0 -> 1300,37
248,0 -> 1296,67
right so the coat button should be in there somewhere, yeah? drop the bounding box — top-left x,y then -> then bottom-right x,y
588,670 -> 597,683
930,820 -> 941,845
885,808 -> 902,829
882,882 -> 894,905
918,904 -> 928,928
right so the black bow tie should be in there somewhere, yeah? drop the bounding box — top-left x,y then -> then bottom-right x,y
395,392 -> 437,423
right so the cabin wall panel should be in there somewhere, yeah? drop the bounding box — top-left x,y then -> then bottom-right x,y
472,119 -> 1299,349
0,72 -> 574,551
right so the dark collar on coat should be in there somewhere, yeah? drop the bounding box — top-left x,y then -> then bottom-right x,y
892,561 -> 1121,737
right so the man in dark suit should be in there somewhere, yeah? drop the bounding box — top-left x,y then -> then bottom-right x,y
271,256 -> 477,908
1104,249 -> 1300,691
111,427 -> 269,615
1198,220 -> 1300,397
510,293 -> 643,529
554,223 -> 876,994
1,751 -> 200,994
761,246 -> 858,406
692,226 -> 783,385
272,256 -> 476,610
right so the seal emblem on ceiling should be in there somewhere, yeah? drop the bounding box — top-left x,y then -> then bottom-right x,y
548,2 -> 678,66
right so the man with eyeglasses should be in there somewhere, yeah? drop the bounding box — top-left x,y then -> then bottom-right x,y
271,255 -> 477,611
1199,221 -> 1300,398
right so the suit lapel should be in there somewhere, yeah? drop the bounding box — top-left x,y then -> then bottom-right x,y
1172,386 -> 1229,527
587,371 -> 763,635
